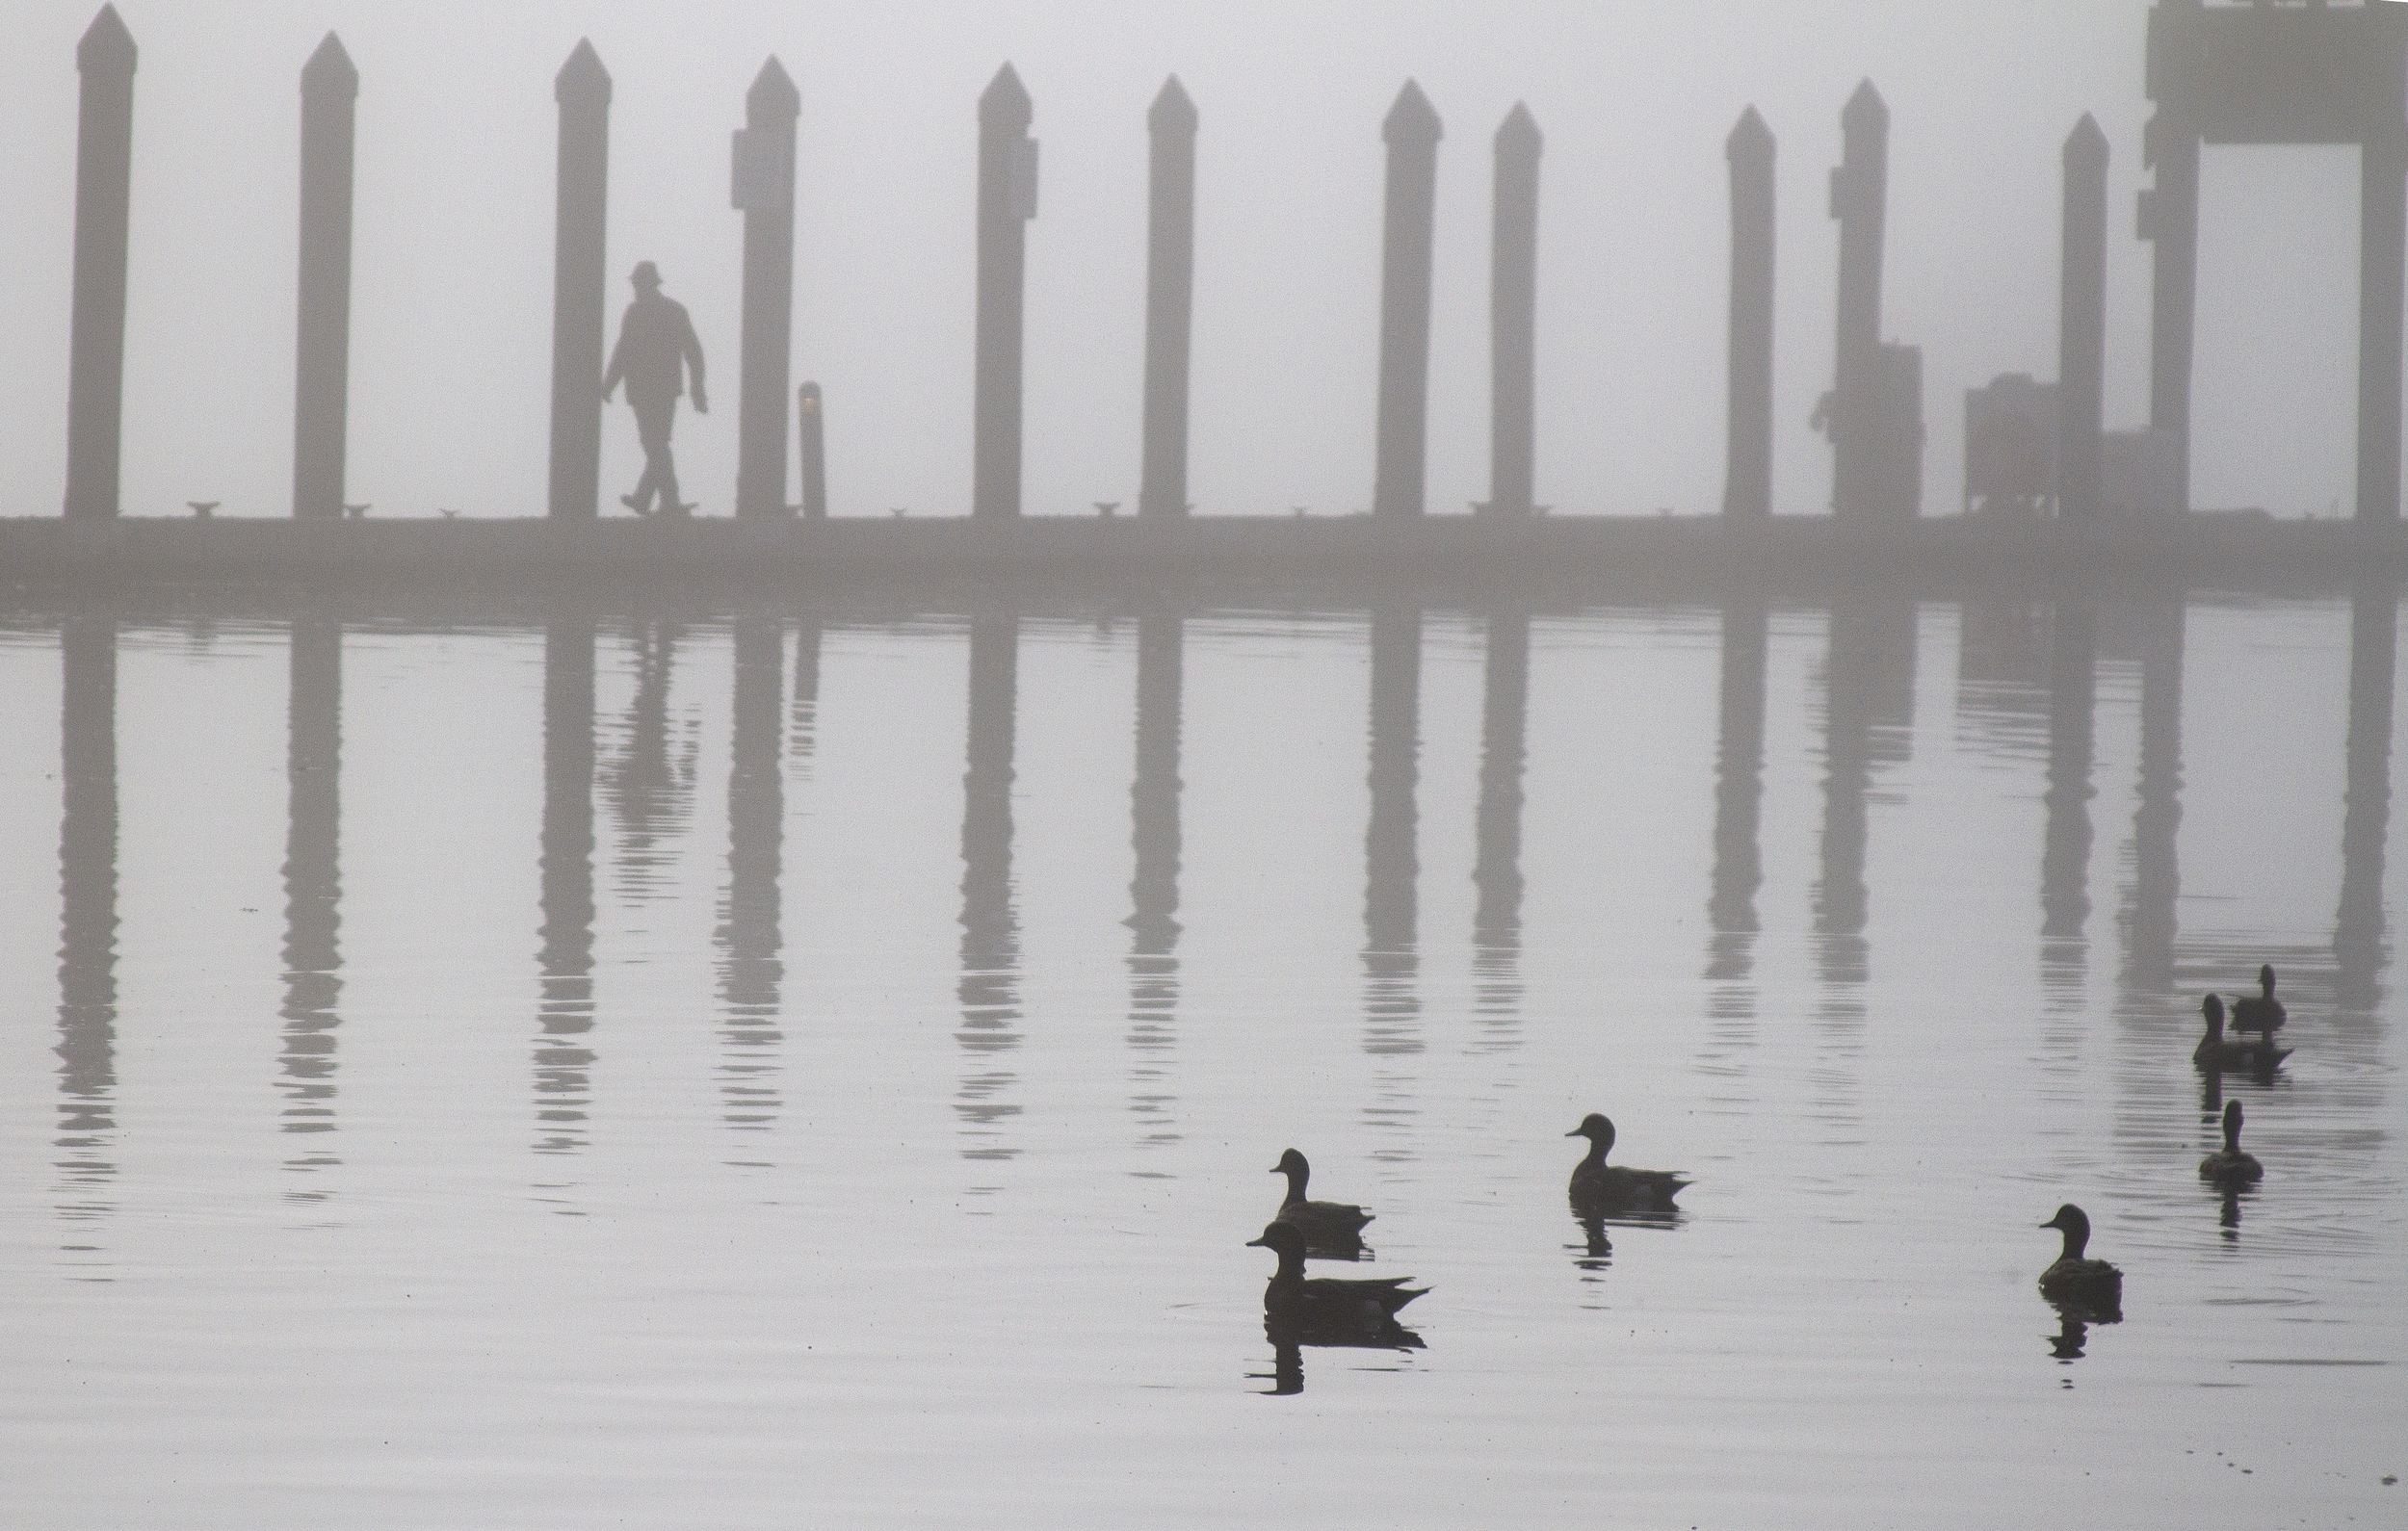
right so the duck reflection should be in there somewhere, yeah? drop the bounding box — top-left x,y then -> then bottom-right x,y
1569,1207 -> 1612,1272
280,614 -> 344,1181
2119,592 -> 2185,993
958,614 -> 1022,1165
2335,577 -> 2396,1012
2042,600 -> 2099,996
1472,610 -> 1528,1044
1126,615 -> 1183,1154
717,617 -> 785,1140
1814,589 -> 1916,990
535,618 -> 596,1158
56,615 -> 118,1237
604,621 -> 696,902
2046,1305 -> 2103,1362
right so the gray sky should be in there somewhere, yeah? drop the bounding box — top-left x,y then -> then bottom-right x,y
0,0 -> 2374,520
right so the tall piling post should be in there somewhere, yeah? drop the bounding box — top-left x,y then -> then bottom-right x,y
974,65 -> 1034,520
735,59 -> 799,520
65,6 -> 137,521
293,35 -> 358,523
2144,109 -> 2200,515
548,40 -> 612,522
798,383 -> 826,518
2057,116 -> 2108,527
1485,104 -> 1540,519
1723,108 -> 1775,521
1374,82 -> 1443,521
1829,81 -> 1889,525
2359,130 -> 2405,521
1139,77 -> 1197,520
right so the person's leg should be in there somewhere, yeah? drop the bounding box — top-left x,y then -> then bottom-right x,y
630,402 -> 672,513
654,405 -> 683,513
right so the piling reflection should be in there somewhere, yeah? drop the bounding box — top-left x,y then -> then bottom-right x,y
2335,578 -> 2396,1013
1126,615 -> 1183,1155
280,615 -> 344,1181
792,617 -> 822,759
56,615 -> 118,1240
1472,610 -> 1528,1044
2119,592 -> 2185,995
958,614 -> 1022,1165
718,618 -> 785,1142
604,621 -> 695,902
2041,601 -> 2099,997
536,618 -> 596,1159
1363,605 -> 1422,1156
1708,596 -> 1768,995
1814,590 -> 1916,991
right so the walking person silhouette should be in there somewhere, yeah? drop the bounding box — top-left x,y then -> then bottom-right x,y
602,261 -> 708,516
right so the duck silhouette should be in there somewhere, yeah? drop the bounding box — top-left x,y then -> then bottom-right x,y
1566,1114 -> 1689,1211
2230,964 -> 2287,1038
1246,1222 -> 1424,1347
2036,1204 -> 2122,1319
1269,1149 -> 1374,1257
2193,993 -> 2290,1073
2199,1100 -> 2264,1186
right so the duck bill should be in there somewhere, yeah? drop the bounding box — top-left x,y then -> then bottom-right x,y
1243,1236 -> 1269,1248
1563,1128 -> 1584,1137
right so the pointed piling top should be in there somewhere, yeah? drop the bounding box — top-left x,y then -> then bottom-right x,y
1727,104 -> 1774,163
1150,74 -> 1196,136
2064,112 -> 2108,169
78,5 -> 136,75
1843,79 -> 1888,134
1496,101 -> 1541,158
301,33 -> 358,99
1384,79 -> 1442,146
557,39 -> 612,106
982,63 -> 1033,129
748,56 -> 798,120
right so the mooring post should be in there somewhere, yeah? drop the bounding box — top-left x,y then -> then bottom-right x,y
1139,77 -> 1197,520
1723,107 -> 1775,522
293,35 -> 358,523
735,59 -> 799,520
548,40 -> 612,523
1829,81 -> 1889,526
2144,114 -> 2200,515
2359,130 -> 2405,522
2057,116 -> 2108,528
1485,104 -> 1540,519
975,65 -> 1034,520
65,6 -> 137,521
798,383 -> 826,518
1374,83 -> 1443,520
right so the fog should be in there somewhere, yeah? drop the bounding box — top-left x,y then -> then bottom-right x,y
0,0 -> 2373,521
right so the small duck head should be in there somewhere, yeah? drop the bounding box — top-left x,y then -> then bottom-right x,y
2039,1203 -> 2094,1261
2259,963 -> 2278,998
1245,1220 -> 1308,1276
2201,993 -> 2225,1040
1566,1113 -> 1616,1158
2222,1099 -> 2245,1153
1269,1148 -> 1310,1194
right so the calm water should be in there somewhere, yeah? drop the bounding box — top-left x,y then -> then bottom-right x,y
1,590 -> 2400,1527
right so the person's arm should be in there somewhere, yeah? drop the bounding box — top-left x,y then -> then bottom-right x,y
680,310 -> 707,413
601,312 -> 629,402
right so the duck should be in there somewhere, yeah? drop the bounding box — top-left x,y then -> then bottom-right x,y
1565,1114 -> 1690,1209
2230,964 -> 2287,1038
2199,1099 -> 2264,1186
2036,1204 -> 2123,1315
1245,1222 -> 1425,1343
1269,1149 -> 1374,1250
2193,993 -> 2290,1073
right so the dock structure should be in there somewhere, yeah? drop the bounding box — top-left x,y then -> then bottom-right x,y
2141,0 -> 2408,519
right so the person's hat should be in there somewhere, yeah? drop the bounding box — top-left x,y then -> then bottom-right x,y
631,261 -> 663,287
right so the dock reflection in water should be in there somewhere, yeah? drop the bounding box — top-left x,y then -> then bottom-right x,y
4,584 -> 2400,1525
